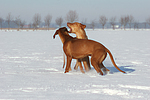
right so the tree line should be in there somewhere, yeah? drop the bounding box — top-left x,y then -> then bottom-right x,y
0,10 -> 150,30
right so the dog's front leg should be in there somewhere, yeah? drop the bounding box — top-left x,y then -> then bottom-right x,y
65,56 -> 72,73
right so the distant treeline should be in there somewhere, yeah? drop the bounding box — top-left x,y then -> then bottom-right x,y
0,11 -> 150,30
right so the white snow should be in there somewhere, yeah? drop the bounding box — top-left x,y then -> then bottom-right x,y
0,29 -> 150,100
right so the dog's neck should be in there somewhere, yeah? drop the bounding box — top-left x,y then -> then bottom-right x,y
59,32 -> 73,44
75,29 -> 88,39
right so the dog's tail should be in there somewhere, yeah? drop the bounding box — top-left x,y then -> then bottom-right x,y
106,48 -> 126,73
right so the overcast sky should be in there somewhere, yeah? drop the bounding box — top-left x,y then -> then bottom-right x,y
0,0 -> 150,23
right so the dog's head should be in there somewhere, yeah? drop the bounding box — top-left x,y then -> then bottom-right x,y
53,27 -> 69,39
67,22 -> 86,33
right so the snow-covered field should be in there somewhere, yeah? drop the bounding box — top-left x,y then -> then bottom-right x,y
0,29 -> 150,100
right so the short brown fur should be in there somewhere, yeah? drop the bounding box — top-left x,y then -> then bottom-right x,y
53,27 -> 126,75
67,22 -> 110,72
67,22 -> 91,72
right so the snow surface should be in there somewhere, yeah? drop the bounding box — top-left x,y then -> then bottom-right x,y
0,29 -> 150,100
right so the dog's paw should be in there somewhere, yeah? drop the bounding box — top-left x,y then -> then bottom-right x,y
99,72 -> 104,76
64,70 -> 69,73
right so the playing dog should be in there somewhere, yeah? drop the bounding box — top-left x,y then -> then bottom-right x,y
67,22 -> 91,72
67,22 -> 110,72
53,27 -> 126,75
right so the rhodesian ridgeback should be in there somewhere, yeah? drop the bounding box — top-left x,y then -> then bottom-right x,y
53,27 -> 126,75
67,22 -> 91,72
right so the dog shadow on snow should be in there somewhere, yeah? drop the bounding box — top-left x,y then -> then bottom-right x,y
105,65 -> 135,74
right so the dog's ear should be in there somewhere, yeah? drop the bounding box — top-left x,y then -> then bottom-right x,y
53,30 -> 59,39
80,23 -> 86,29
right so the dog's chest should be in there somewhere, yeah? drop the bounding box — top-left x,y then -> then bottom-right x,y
63,41 -> 72,56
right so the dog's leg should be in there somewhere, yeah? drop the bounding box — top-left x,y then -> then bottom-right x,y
78,59 -> 85,73
91,50 -> 108,75
99,63 -> 110,73
63,53 -> 65,68
91,57 -> 103,75
74,59 -> 79,70
82,56 -> 91,72
65,56 -> 72,73
63,53 -> 71,71
98,52 -> 109,72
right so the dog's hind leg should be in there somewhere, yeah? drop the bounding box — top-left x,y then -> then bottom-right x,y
98,53 -> 110,72
99,63 -> 110,73
78,59 -> 85,73
82,56 -> 91,72
91,59 -> 103,75
74,60 -> 79,70
91,50 -> 108,75
91,55 -> 103,75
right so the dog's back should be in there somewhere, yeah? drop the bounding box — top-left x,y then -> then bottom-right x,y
63,39 -> 106,59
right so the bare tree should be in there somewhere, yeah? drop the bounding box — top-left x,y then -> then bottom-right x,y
6,13 -> 13,30
0,17 -> 3,30
91,20 -> 96,30
14,16 -> 21,31
119,17 -> 124,29
110,17 -> 116,30
99,16 -> 107,29
123,16 -> 129,30
119,16 -> 129,30
44,14 -> 52,30
66,10 -> 78,22
14,16 -> 26,30
55,16 -> 63,27
32,23 -> 37,29
32,13 -> 41,29
129,15 -> 134,29
20,20 -> 26,29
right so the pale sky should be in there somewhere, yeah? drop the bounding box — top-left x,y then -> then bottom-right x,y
0,0 -> 150,23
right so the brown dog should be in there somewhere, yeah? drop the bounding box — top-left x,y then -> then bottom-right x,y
53,27 -> 126,75
67,22 -> 91,72
67,22 -> 88,39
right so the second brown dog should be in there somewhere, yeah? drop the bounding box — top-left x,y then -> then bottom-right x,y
53,27 -> 126,75
67,22 -> 91,72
